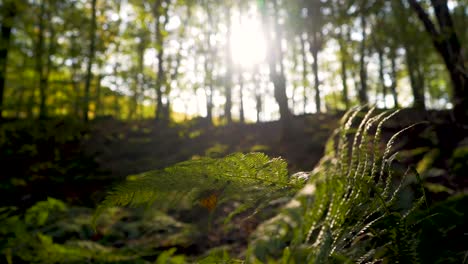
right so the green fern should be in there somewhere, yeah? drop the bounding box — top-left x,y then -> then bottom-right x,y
95,152 -> 304,224
95,107 -> 429,263
1,199 -> 143,264
247,107 -> 426,263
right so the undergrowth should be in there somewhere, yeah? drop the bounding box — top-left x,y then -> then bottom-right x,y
1,107 -> 466,263
94,152 -> 305,225
248,106 -> 427,263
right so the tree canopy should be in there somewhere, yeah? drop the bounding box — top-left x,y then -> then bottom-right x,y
0,0 -> 465,124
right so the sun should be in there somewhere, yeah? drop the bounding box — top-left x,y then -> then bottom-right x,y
230,14 -> 266,68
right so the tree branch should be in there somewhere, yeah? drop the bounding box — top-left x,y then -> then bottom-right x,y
407,0 -> 440,40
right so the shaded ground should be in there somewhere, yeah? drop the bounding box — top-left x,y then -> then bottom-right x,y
1,108 -> 467,209
1,109 -> 467,261
85,113 -> 338,180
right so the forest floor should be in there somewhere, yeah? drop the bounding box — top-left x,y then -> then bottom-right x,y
1,108 -> 467,261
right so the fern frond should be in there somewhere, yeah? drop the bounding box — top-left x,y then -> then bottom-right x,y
248,107 -> 423,263
95,152 -> 302,225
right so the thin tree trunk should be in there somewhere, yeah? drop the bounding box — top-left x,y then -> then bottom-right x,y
307,0 -> 323,112
405,49 -> 425,109
205,78 -> 213,124
238,71 -> 245,123
16,86 -> 25,118
203,45 -> 213,124
113,92 -> 120,118
206,88 -> 213,124
44,7 -> 55,115
310,38 -> 320,113
338,29 -> 349,109
36,0 -> 46,118
95,74 -> 102,116
153,0 -> 169,121
254,66 -> 262,123
69,34 -> 81,117
389,49 -> 399,108
358,13 -> 368,105
256,93 -> 261,123
224,5 -> 233,124
202,9 -> 214,124
83,0 -> 97,121
290,38 -> 300,113
377,48 -> 387,108
393,0 -> 424,109
163,6 -> 191,122
0,1 -> 16,120
130,38 -> 145,119
129,40 -> 145,120
300,33 -> 308,113
154,25 -> 164,120
270,0 -> 291,126
137,39 -> 145,118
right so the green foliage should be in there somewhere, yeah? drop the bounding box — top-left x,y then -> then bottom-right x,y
247,107 -> 429,263
1,199 -> 196,263
0,119 -> 100,205
95,152 -> 304,224
195,247 -> 244,264
24,197 -> 67,226
154,248 -> 186,264
450,145 -> 468,177
92,107 -> 466,263
1,108 -> 466,263
410,194 -> 468,264
0,198 -> 138,263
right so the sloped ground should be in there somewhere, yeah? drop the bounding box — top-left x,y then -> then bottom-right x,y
1,109 -> 467,262
84,113 -> 339,182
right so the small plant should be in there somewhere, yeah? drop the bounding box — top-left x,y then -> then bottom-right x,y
95,152 -> 305,225
3,108 -> 465,263
90,107 -> 466,263
247,106 -> 427,263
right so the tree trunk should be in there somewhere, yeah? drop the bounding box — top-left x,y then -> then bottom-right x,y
36,0 -> 46,118
113,93 -> 120,118
16,86 -> 25,118
153,0 -> 169,121
44,7 -> 55,114
254,66 -> 262,123
238,71 -> 245,123
256,94 -> 261,123
393,0 -> 424,109
136,34 -> 146,119
83,0 -> 97,121
300,33 -> 308,113
260,0 -> 291,129
95,74 -> 102,116
224,5 -> 233,124
405,48 -> 425,109
338,27 -> 349,109
155,46 -> 164,121
377,48 -> 387,108
358,13 -> 368,105
0,1 -> 16,120
129,32 -> 146,120
270,0 -> 291,126
162,6 -> 190,122
389,49 -> 399,108
206,84 -> 213,125
203,47 -> 213,124
309,32 -> 321,113
408,0 -> 467,122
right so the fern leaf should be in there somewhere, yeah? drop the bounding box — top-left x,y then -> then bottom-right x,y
248,107 -> 424,263
95,153 -> 302,225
